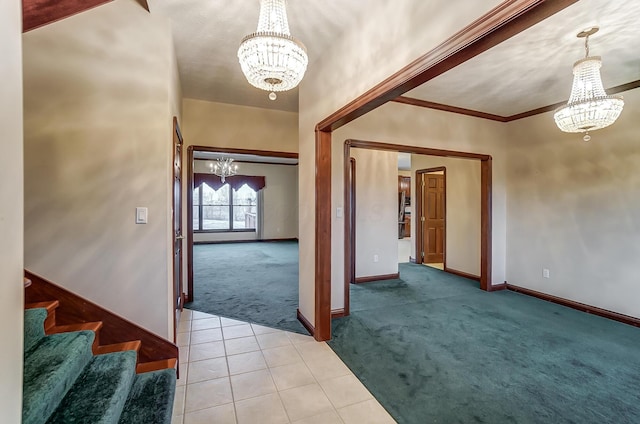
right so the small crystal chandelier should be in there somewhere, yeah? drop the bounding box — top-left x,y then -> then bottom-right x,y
237,0 -> 308,101
554,27 -> 624,142
209,158 -> 238,183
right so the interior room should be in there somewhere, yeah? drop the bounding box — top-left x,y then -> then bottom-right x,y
5,0 -> 640,423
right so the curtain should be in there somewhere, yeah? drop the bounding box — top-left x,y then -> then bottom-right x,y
194,173 -> 266,191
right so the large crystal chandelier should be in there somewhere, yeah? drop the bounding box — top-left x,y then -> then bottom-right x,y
237,0 -> 308,101
554,27 -> 624,142
209,158 -> 238,183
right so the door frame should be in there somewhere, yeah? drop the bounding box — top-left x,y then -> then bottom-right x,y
172,117 -> 184,343
415,167 -> 446,266
343,140 -> 491,320
313,1 -> 572,341
185,145 -> 299,303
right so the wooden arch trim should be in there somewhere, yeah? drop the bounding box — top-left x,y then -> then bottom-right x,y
312,0 -> 576,341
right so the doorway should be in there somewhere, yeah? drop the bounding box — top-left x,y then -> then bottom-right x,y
416,167 -> 446,270
172,117 -> 184,344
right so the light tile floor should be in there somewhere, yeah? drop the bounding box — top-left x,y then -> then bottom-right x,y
172,309 -> 396,424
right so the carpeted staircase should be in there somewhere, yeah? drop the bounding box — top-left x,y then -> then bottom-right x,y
23,304 -> 176,423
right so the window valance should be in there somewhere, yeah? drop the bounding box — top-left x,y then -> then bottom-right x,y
194,173 -> 266,191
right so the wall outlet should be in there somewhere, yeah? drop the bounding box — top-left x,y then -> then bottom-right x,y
336,207 -> 343,218
543,268 -> 550,279
373,254 -> 379,263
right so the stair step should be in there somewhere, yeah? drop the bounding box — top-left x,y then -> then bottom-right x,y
24,308 -> 47,353
23,331 -> 95,424
136,358 -> 178,374
96,340 -> 142,356
49,321 -> 103,353
47,350 -> 138,424
118,368 -> 177,424
26,300 -> 59,331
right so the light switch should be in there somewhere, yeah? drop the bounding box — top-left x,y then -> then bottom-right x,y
336,207 -> 343,218
136,207 -> 148,224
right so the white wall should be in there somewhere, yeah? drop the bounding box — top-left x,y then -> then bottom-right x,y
351,149 -> 398,279
0,0 -> 24,420
505,87 -> 640,319
23,0 -> 177,337
192,160 -> 298,242
298,0 -> 504,323
411,156 -> 481,276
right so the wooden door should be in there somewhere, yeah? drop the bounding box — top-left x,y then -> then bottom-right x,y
172,117 -> 184,342
422,173 -> 445,263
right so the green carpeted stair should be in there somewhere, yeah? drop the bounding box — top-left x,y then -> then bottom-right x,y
23,308 -> 176,424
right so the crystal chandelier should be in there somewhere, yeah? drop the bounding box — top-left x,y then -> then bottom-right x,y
554,27 -> 624,142
237,0 -> 308,101
209,158 -> 238,183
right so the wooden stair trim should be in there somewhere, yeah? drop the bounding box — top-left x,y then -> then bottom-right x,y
25,270 -> 178,369
26,300 -> 60,331
48,321 -> 103,353
136,358 -> 177,375
96,340 -> 142,356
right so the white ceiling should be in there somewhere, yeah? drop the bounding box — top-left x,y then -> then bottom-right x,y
149,0 -> 640,116
148,0 -> 370,112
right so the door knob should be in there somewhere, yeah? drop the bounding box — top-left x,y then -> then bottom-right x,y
176,235 -> 185,240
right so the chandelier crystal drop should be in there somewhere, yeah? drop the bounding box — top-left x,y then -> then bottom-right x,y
209,158 -> 238,183
237,0 -> 308,100
553,27 -> 624,141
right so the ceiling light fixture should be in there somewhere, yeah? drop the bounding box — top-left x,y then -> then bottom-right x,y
209,158 -> 238,183
554,27 -> 624,142
237,0 -> 308,101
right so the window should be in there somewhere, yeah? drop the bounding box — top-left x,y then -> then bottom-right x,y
193,183 -> 257,232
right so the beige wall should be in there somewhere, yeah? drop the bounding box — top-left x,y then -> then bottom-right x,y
352,149 -> 398,279
298,0 -> 504,323
193,160 -> 298,242
0,0 -> 24,420
411,156 -> 481,276
505,87 -> 640,319
23,0 -> 177,337
182,99 -> 298,153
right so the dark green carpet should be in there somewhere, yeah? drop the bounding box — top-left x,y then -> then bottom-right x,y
187,241 -> 306,334
328,263 -> 640,424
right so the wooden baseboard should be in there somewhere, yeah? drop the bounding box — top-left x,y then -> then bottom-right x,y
296,309 -> 315,337
353,273 -> 400,284
194,238 -> 298,245
24,271 -> 179,368
489,282 -> 507,292
331,308 -> 346,318
506,283 -> 640,328
444,267 -> 481,282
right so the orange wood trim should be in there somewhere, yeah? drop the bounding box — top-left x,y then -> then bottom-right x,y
489,282 -> 508,292
136,358 -> 177,375
190,145 -> 298,159
444,267 -> 481,282
480,159 -> 492,291
348,139 -> 490,161
187,146 -> 194,303
314,0 -> 575,340
506,283 -> 640,328
353,273 -> 400,284
317,0 -> 577,132
342,148 -> 355,317
296,308 -> 315,337
96,340 -> 142,356
398,80 -> 640,123
23,0 -> 112,32
392,96 -> 508,122
26,300 -> 59,331
331,309 -> 346,319
24,271 -> 178,367
314,129 -> 332,342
